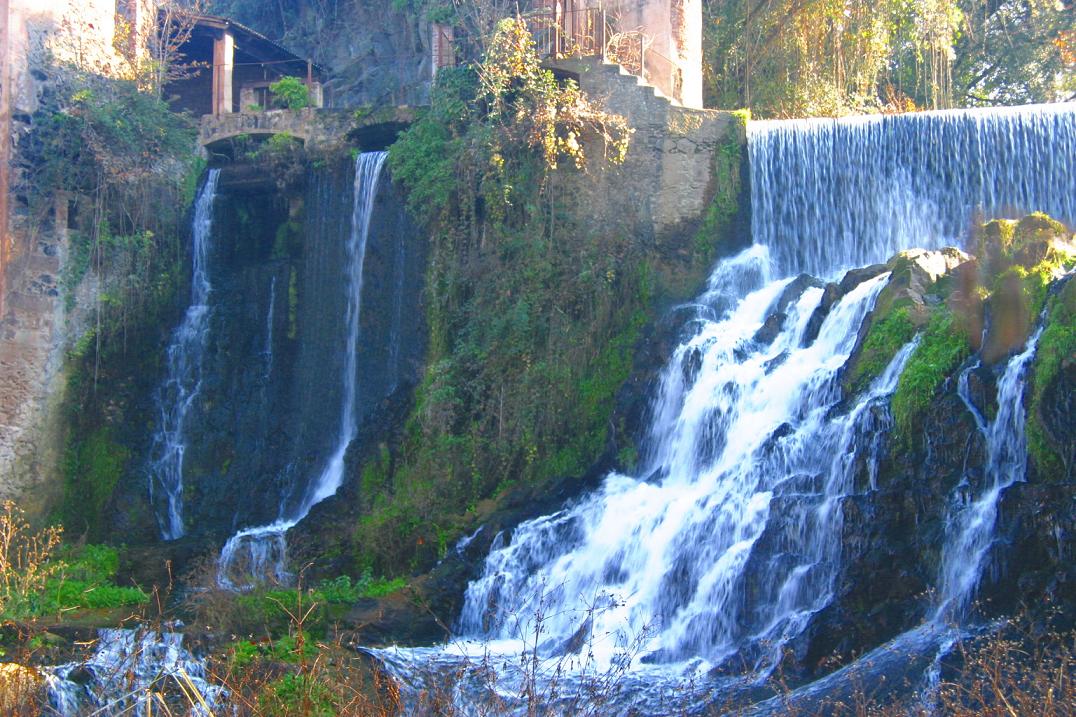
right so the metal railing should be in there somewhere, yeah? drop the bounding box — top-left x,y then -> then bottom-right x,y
526,3 -> 683,103
526,6 -> 610,59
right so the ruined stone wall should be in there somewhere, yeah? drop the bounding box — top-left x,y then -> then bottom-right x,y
0,0 -> 142,511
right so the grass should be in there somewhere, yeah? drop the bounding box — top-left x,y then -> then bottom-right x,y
891,308 -> 971,448
846,303 -> 917,393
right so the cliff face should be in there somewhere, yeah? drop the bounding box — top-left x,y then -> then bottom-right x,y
210,0 -> 434,107
59,154 -> 428,546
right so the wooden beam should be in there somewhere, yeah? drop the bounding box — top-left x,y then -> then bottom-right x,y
212,30 -> 234,115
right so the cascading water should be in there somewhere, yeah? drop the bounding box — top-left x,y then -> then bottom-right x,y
750,103 -> 1075,277
147,169 -> 221,541
263,276 -> 276,381
940,326 -> 1043,620
217,151 -> 388,589
44,628 -> 225,717
375,104 -> 1076,712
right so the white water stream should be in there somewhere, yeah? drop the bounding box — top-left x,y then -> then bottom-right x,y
148,170 -> 221,541
217,151 -> 388,589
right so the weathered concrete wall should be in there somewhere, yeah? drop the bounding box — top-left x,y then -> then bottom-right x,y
554,57 -> 741,242
0,196 -> 79,513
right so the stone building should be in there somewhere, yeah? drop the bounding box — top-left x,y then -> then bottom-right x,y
165,14 -> 326,117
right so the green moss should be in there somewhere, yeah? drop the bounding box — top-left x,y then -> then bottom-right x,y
273,219 -> 302,259
891,309 -> 972,448
691,128 -> 744,267
62,428 -> 130,536
847,304 -> 917,393
1026,280 -> 1076,479
287,267 -> 298,340
359,444 -> 391,499
1013,212 -> 1068,251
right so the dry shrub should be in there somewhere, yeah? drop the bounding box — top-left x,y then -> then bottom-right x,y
933,619 -> 1074,717
0,501 -> 63,618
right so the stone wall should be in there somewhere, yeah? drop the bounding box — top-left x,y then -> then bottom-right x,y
0,0 -> 143,510
198,106 -> 416,153
552,57 -> 742,244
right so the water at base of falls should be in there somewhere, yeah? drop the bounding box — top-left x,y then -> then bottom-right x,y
43,628 -> 224,717
148,170 -> 221,541
216,151 -> 388,590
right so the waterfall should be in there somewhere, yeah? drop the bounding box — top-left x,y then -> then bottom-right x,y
937,322 -> 1045,620
456,263 -> 898,665
217,151 -> 387,589
749,103 -> 1076,277
147,169 -> 221,541
263,276 -> 276,381
374,103 -> 1074,711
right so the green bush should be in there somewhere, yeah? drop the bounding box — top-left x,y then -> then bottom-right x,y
269,77 -> 310,110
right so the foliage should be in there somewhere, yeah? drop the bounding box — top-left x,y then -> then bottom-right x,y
477,18 -> 630,170
269,77 -> 311,110
0,504 -> 145,619
314,572 -> 406,603
258,673 -> 337,717
891,308 -> 971,446
848,304 -> 918,393
390,18 -> 630,220
388,67 -> 474,216
952,0 -> 1075,106
0,503 -> 63,619
702,0 -> 1074,116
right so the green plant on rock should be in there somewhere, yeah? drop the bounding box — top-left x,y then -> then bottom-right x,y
1026,279 -> 1076,480
891,308 -> 972,447
847,303 -> 917,393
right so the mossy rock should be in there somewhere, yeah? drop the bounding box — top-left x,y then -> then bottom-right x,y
890,307 -> 973,449
844,248 -> 971,394
1026,277 -> 1076,482
1010,212 -> 1070,269
62,428 -> 130,538
977,218 -> 1017,278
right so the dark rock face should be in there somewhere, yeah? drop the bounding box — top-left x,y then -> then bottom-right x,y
127,156 -> 427,546
215,0 -> 433,108
799,237 -> 1075,677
